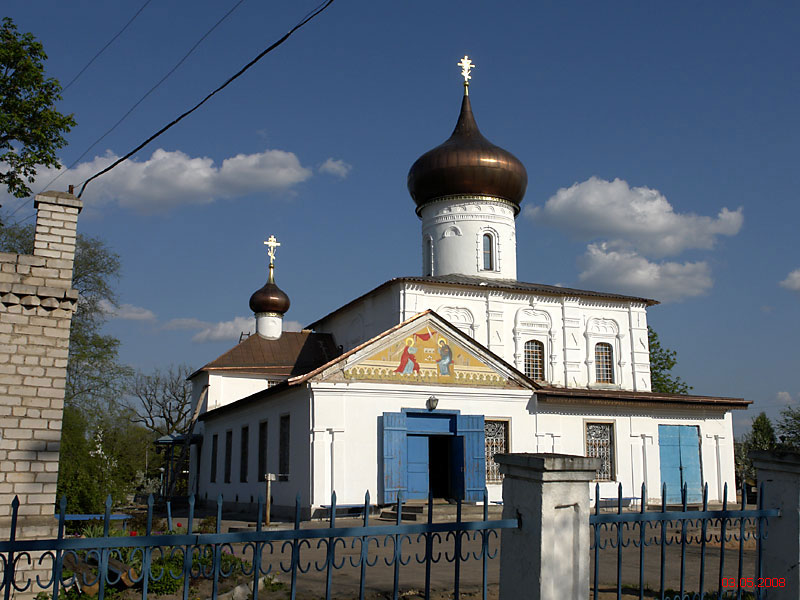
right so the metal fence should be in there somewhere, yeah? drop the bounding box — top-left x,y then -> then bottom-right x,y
590,482 -> 781,600
0,490 -> 518,600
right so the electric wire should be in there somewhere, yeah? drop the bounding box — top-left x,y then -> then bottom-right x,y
76,0 -> 335,199
62,0 -> 154,93
13,0 -> 249,219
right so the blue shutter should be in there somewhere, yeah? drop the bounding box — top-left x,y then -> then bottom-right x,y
679,426 -> 703,503
382,412 -> 407,504
457,414 -> 485,502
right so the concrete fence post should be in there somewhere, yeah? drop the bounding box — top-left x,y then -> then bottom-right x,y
495,453 -> 599,600
750,449 -> 800,600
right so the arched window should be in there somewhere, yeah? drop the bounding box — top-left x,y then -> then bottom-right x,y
524,340 -> 544,381
482,233 -> 494,271
423,237 -> 433,276
595,342 -> 614,384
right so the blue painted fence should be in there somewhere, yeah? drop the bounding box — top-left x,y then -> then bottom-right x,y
590,481 -> 780,600
0,490 -> 518,600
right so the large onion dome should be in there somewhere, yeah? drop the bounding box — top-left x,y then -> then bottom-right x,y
249,265 -> 290,315
407,91 -> 528,215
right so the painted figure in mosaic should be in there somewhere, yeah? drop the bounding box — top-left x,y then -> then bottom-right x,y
395,337 -> 420,374
437,338 -> 453,376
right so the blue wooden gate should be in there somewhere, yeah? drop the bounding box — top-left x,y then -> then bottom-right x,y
383,412 -> 407,503
658,424 -> 702,503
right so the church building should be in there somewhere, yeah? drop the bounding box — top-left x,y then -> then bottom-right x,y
187,57 -> 748,517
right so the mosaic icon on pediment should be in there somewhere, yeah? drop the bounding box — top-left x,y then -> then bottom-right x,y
342,323 -> 511,387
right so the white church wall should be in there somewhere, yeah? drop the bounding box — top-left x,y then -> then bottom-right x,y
401,282 -> 651,392
205,373 -> 272,411
309,381 -> 536,506
313,282 -> 401,353
536,402 -> 736,503
197,386 -> 311,516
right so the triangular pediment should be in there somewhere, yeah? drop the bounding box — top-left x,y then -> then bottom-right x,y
314,311 -> 534,389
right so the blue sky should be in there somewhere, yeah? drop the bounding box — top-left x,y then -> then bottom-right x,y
4,1 -> 799,435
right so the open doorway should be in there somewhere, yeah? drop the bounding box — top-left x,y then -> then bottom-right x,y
429,435 -> 453,499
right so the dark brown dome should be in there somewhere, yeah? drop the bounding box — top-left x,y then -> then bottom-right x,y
249,268 -> 290,314
407,92 -> 527,214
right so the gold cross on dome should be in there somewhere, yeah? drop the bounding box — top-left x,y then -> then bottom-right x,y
458,55 -> 475,83
264,235 -> 280,265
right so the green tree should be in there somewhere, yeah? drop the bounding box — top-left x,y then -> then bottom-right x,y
648,326 -> 692,394
735,412 -> 777,486
0,17 -> 75,198
777,405 -> 800,450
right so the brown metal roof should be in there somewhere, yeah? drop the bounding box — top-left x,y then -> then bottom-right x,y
535,386 -> 751,410
307,275 -> 657,330
191,331 -> 340,379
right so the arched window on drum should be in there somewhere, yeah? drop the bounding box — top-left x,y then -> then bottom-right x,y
482,233 -> 494,271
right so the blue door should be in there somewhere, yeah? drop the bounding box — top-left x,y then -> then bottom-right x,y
407,435 -> 429,500
658,425 -> 703,503
382,412 -> 407,503
457,414 -> 485,502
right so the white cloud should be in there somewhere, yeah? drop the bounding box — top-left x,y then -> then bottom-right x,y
525,177 -> 743,258
99,299 -> 156,321
16,148 -> 313,214
164,316 -> 253,343
578,243 -> 712,302
283,320 -> 304,332
777,391 -> 793,405
779,268 -> 800,291
318,158 -> 352,178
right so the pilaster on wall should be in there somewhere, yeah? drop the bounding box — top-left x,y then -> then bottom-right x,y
0,190 -> 82,539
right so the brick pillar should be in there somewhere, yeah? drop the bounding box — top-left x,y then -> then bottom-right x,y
0,191 -> 82,591
495,453 -> 599,600
751,450 -> 800,600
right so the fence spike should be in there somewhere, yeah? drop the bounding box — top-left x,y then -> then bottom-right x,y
166,499 -> 173,531
146,494 -> 154,535
216,494 -> 223,533
256,495 -> 264,532
364,490 -> 370,527
617,482 -> 623,514
740,479 -> 747,509
330,490 -> 337,527
294,493 -> 301,530
640,482 -> 645,511
594,483 -> 600,514
104,495 -> 112,537
722,481 -> 728,510
188,494 -> 195,533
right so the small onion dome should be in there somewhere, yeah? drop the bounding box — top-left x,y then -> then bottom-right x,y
407,92 -> 527,215
249,266 -> 290,315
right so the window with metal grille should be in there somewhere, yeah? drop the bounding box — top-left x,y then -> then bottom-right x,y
595,342 -> 614,383
210,434 -> 218,483
258,420 -> 268,482
224,430 -> 233,484
523,340 -> 544,380
240,425 -> 249,483
485,420 -> 509,483
586,423 -> 614,480
482,234 -> 494,270
279,415 -> 290,481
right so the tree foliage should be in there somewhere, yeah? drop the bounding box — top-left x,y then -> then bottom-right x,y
126,364 -> 195,437
735,412 -> 778,486
777,405 -> 800,450
0,17 -> 75,198
648,326 -> 692,395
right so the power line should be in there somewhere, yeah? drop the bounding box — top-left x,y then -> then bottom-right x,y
29,0 -> 248,207
77,0 -> 336,199
63,0 -> 154,93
